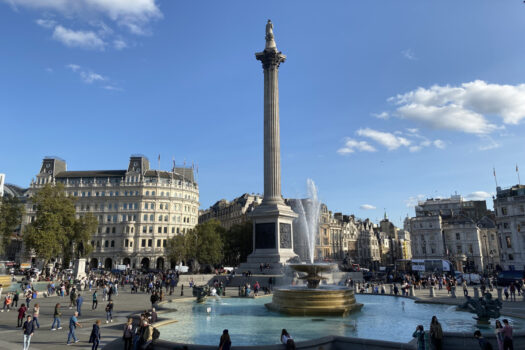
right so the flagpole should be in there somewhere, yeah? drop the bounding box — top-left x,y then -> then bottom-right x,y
493,167 -> 498,188
517,164 -> 521,185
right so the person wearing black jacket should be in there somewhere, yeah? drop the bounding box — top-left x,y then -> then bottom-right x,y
22,315 -> 35,350
88,320 -> 101,350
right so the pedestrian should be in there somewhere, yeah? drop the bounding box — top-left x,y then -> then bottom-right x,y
281,329 -> 296,350
32,303 -> 40,329
219,329 -> 231,350
122,318 -> 133,350
92,290 -> 98,310
88,320 -> 101,350
463,280 -> 469,297
2,293 -> 12,312
495,320 -> 504,350
139,320 -> 153,350
474,330 -> 493,350
69,287 -> 76,309
504,287 -> 509,301
509,284 -> 516,302
13,290 -> 19,307
17,303 -> 27,327
150,292 -> 158,309
105,300 -> 113,323
77,293 -> 84,316
412,324 -> 427,350
502,319 -> 513,350
150,308 -> 158,323
430,315 -> 443,350
67,311 -> 82,345
22,315 -> 35,350
25,291 -> 31,309
51,303 -> 62,330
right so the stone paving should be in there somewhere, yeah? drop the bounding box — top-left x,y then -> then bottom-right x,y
0,279 -> 523,350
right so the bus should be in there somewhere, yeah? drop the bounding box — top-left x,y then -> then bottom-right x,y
411,259 -> 453,274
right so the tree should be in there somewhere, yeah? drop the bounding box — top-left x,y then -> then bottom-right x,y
167,220 -> 225,268
24,183 -> 77,268
167,234 -> 190,265
63,213 -> 98,267
222,221 -> 253,266
0,195 -> 25,255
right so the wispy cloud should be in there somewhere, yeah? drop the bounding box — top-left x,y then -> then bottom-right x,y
337,138 -> 376,155
360,204 -> 376,210
402,48 -> 417,60
405,194 -> 426,208
53,25 -> 105,50
66,63 -> 120,90
13,0 -> 162,50
372,111 -> 389,120
357,128 -> 411,150
465,191 -> 493,201
388,80 -> 525,134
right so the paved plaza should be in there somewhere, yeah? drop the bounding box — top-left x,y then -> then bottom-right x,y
0,279 -> 523,349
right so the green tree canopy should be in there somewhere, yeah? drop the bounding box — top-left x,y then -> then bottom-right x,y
24,183 -> 97,268
222,221 -> 253,266
0,195 -> 25,255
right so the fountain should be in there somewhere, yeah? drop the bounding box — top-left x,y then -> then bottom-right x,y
265,180 -> 363,316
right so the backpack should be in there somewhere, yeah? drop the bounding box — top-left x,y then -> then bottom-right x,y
152,327 -> 160,340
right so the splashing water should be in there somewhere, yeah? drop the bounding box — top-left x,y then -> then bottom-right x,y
291,179 -> 320,263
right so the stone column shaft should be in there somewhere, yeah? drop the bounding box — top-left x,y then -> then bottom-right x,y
264,64 -> 281,203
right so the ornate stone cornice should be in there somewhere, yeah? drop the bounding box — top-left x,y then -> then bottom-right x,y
255,49 -> 286,70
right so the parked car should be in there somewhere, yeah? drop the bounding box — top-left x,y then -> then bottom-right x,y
497,270 -> 525,286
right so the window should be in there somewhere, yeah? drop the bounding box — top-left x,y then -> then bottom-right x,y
164,215 -> 168,222
160,204 -> 163,210
468,244 -> 473,254
148,239 -> 152,247
159,215 -> 163,221
503,223 -> 509,229
130,241 -> 133,247
149,226 -> 153,233
502,207 -> 508,215
506,236 -> 512,248
146,191 -> 150,196
141,239 -> 146,247
158,227 -> 162,233
163,227 -> 167,233
106,227 -> 110,234
143,214 -> 148,221
107,215 -> 111,222
456,245 -> 462,253
112,227 -> 116,234
172,227 -> 175,234
97,227 -> 101,234
456,233 -> 461,240
150,214 -> 154,221
163,239 -> 167,247
110,240 -> 115,247
152,191 -> 156,196
104,240 -> 109,248
142,226 -> 147,233
157,239 -> 161,247
509,254 -> 514,260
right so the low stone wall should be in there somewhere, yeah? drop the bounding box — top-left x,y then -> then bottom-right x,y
141,330 -> 525,350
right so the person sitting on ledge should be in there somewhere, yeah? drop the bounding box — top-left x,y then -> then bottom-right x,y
281,329 -> 296,350
474,330 -> 493,350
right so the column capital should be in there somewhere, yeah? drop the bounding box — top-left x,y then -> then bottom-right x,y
255,49 -> 286,70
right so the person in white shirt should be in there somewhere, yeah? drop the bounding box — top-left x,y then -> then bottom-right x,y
281,329 -> 296,350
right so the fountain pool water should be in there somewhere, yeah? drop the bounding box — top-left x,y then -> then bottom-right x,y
159,295 -> 523,346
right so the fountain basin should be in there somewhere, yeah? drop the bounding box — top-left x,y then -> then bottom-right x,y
266,286 -> 363,316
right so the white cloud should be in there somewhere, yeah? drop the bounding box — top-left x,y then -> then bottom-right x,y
405,194 -> 426,208
478,136 -> 500,151
337,138 -> 376,155
402,48 -> 417,60
389,80 -> 525,134
372,111 -> 389,120
53,25 -> 105,50
406,128 -> 419,134
113,39 -> 127,50
465,191 -> 493,201
409,145 -> 422,153
10,0 -> 162,50
357,128 -> 411,150
65,63 -> 119,90
36,18 -> 56,28
360,204 -> 376,210
433,139 -> 446,149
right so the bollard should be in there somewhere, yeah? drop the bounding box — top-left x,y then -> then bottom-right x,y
430,286 -> 435,297
181,284 -> 184,297
497,288 -> 503,301
474,287 -> 480,299
451,286 -> 456,298
410,285 -> 415,297
389,284 -> 393,295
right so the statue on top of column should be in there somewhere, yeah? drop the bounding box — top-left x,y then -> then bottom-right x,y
265,19 -> 277,50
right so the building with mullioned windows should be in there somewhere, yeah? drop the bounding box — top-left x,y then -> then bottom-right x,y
23,155 -> 199,271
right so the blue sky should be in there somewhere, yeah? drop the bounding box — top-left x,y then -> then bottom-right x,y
1,1 -> 525,226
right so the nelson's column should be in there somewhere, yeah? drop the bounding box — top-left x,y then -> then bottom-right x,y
240,20 -> 298,273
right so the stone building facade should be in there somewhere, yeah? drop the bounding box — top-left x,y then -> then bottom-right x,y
198,193 -> 262,229
493,185 -> 525,271
408,195 -> 498,272
24,155 -> 199,270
